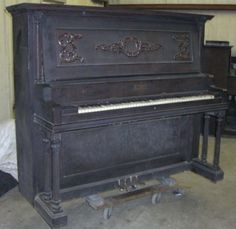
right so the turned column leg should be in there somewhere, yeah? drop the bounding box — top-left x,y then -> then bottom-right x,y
50,133 -> 63,213
191,112 -> 225,182
42,137 -> 52,201
201,113 -> 210,163
213,114 -> 224,169
34,132 -> 67,228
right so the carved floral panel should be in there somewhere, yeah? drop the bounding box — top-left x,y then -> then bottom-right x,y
58,32 -> 84,64
172,33 -> 191,61
96,36 -> 163,57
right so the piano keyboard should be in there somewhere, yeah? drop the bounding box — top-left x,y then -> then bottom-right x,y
78,94 -> 215,114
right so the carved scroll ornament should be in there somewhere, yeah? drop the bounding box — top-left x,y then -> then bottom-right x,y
172,33 -> 191,61
58,33 -> 84,64
96,36 -> 162,57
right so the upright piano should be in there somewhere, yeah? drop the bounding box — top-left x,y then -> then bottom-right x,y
7,4 -> 228,228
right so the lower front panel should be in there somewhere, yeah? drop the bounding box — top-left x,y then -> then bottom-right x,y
60,115 -> 197,189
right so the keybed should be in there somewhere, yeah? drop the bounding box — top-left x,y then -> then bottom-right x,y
78,94 -> 215,114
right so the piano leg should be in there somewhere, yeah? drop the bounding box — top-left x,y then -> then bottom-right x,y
201,114 -> 210,164
191,112 -> 225,182
34,133 -> 67,228
213,114 -> 224,169
42,137 -> 51,201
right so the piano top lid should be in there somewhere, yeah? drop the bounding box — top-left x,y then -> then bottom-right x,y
7,3 -> 213,22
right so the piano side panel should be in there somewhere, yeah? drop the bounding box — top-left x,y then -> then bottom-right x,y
40,13 -> 201,81
59,115 -> 196,189
12,14 -> 38,204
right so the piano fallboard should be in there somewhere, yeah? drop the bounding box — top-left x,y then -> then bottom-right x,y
42,74 -> 209,105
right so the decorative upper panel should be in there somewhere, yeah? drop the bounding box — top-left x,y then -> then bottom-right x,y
56,29 -> 193,67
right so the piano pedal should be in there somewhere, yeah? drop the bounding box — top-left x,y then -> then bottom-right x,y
117,179 -> 127,191
117,175 -> 146,192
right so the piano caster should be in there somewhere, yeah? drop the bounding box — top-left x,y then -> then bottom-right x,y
172,188 -> 185,198
151,188 -> 185,206
151,192 -> 162,205
85,195 -> 112,220
103,207 -> 113,220
86,195 -> 113,220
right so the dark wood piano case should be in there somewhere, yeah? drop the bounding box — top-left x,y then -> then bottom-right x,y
7,4 -> 228,228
